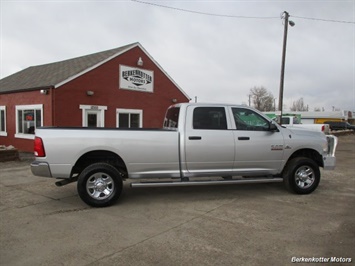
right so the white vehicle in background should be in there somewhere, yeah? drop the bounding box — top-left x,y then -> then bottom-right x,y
280,116 -> 330,134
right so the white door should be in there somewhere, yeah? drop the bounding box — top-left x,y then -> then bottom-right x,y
85,110 -> 101,127
184,106 -> 235,175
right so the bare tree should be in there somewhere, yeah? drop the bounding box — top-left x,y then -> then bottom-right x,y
290,97 -> 308,111
314,107 -> 325,112
249,86 -> 274,111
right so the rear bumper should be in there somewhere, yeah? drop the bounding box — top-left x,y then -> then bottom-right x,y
31,161 -> 52,177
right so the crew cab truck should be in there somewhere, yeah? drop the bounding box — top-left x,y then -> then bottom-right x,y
31,103 -> 338,207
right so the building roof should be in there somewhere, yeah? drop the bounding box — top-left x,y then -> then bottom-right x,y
0,42 -> 190,99
0,43 -> 137,93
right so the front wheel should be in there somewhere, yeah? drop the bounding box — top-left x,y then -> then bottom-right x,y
77,163 -> 123,207
283,157 -> 320,194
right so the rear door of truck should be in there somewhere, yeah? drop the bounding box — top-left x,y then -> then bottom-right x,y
184,105 -> 235,175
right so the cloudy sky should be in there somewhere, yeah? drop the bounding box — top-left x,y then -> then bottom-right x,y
1,0 -> 354,111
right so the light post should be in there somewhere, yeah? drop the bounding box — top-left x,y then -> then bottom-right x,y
278,11 -> 295,124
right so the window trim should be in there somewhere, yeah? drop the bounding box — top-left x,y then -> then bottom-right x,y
79,105 -> 107,127
116,108 -> 143,128
15,104 -> 43,139
0,106 -> 7,136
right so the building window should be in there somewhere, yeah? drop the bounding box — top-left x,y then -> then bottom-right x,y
116,109 -> 143,128
15,104 -> 43,139
79,105 -> 107,127
0,106 -> 7,136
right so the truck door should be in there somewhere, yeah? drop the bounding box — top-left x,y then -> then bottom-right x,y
184,106 -> 235,175
230,107 -> 284,175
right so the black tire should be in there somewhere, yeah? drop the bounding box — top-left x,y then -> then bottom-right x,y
283,157 -> 320,194
77,163 -> 123,207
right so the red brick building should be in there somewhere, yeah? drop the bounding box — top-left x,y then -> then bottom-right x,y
0,43 -> 190,152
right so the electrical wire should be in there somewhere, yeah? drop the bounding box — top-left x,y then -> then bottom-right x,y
290,15 -> 355,24
131,0 -> 355,24
131,0 -> 279,19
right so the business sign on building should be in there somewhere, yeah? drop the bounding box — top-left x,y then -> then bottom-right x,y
119,65 -> 154,93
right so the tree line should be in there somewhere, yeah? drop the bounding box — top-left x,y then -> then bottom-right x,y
249,86 -> 313,112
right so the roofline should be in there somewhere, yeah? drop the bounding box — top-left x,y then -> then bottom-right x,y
54,43 -> 139,88
137,44 -> 191,100
0,85 -> 53,95
54,42 -> 191,100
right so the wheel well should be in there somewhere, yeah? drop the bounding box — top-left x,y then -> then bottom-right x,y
288,149 -> 323,168
71,150 -> 128,179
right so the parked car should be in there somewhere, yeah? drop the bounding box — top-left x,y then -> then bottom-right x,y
324,121 -> 355,131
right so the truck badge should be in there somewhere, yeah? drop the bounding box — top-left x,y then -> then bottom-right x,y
271,145 -> 283,151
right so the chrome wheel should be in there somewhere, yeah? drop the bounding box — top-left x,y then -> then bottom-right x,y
283,157 -> 320,194
86,172 -> 114,200
295,166 -> 315,189
78,163 -> 123,207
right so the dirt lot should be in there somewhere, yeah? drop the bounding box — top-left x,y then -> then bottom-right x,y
0,135 -> 354,266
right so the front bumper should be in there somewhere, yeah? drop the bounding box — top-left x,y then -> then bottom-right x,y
323,135 -> 338,170
31,161 -> 52,177
323,155 -> 336,170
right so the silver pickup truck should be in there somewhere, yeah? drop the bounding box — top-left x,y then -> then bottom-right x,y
31,103 -> 338,207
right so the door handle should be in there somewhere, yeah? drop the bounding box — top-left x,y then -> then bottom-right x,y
238,137 -> 250,140
189,136 -> 202,140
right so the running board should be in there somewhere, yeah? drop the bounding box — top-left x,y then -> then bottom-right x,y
130,177 -> 283,188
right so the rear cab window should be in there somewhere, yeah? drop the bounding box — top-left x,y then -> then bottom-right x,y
164,107 -> 180,129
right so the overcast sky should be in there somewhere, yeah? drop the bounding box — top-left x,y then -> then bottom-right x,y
1,0 -> 354,112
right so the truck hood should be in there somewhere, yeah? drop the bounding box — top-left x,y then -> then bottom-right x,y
282,126 -> 326,138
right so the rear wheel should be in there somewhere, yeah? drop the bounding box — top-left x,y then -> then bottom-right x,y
283,157 -> 320,194
77,163 -> 123,207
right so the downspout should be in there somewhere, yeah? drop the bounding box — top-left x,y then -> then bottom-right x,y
50,86 -> 55,126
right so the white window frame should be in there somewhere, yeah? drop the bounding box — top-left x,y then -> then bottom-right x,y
0,106 -> 7,136
116,108 -> 143,128
79,105 -> 107,127
15,104 -> 43,139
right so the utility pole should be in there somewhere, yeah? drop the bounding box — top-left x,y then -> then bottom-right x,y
278,11 -> 295,124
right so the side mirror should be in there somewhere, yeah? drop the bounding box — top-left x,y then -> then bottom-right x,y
269,122 -> 279,132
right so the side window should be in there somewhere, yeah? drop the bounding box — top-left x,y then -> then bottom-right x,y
116,108 -> 142,128
232,108 -> 269,131
15,104 -> 43,139
193,107 -> 227,130
0,106 -> 6,136
164,107 -> 180,129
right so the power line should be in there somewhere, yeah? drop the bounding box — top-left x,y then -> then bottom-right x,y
131,0 -> 279,19
131,0 -> 355,24
291,15 -> 355,24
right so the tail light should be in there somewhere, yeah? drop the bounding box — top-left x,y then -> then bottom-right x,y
34,137 -> 46,157
321,125 -> 325,132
